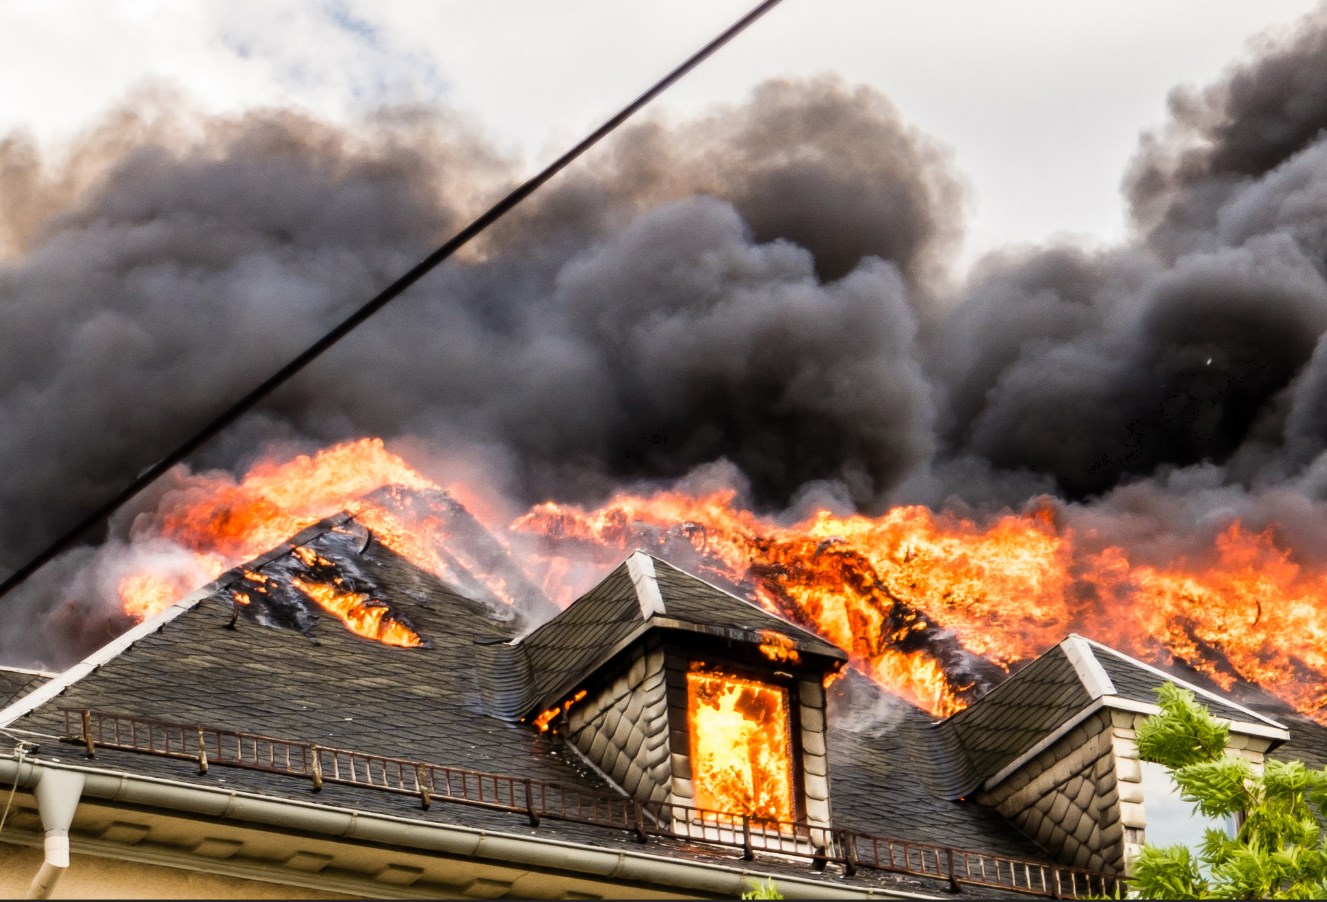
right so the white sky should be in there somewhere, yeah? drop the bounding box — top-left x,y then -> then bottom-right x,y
3,0 -> 1323,273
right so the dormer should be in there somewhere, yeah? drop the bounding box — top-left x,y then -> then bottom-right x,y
513,551 -> 847,840
940,635 -> 1290,874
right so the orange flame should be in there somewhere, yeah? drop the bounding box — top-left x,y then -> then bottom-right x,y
757,631 -> 800,666
687,664 -> 795,822
291,577 -> 423,648
113,437 -> 1327,726
117,438 -> 519,642
512,489 -> 1327,723
532,689 -> 587,733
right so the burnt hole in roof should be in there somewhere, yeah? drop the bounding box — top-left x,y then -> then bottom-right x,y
225,525 -> 429,648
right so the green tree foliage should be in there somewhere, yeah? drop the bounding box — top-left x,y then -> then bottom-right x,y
1130,682 -> 1327,899
740,877 -> 783,899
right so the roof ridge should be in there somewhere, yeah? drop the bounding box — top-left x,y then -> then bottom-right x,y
1077,635 -> 1286,730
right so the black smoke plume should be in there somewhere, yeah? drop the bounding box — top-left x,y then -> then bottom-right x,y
8,6 -> 1327,666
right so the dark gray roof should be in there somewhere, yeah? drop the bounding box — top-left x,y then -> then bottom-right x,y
0,667 -> 50,710
940,645 -> 1092,791
1087,640 -> 1277,727
827,671 -> 1054,860
4,520 -> 1034,898
514,561 -> 646,718
649,557 -> 844,658
26,519 -> 1319,897
14,518 -> 599,792
515,551 -> 846,717
1117,655 -> 1327,771
936,634 -> 1291,794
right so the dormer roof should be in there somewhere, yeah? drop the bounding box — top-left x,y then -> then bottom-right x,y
940,634 -> 1291,796
513,550 -> 847,719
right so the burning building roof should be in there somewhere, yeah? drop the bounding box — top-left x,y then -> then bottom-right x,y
3,512 -> 1326,899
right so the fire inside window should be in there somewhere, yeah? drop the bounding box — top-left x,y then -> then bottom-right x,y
686,664 -> 795,823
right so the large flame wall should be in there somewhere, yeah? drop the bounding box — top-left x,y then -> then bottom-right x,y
113,438 -> 1327,726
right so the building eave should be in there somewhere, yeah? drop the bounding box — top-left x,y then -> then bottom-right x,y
0,754 -> 935,900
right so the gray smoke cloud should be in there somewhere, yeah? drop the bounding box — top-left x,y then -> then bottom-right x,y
9,5 -> 1327,667
929,4 -> 1327,509
1,77 -> 951,663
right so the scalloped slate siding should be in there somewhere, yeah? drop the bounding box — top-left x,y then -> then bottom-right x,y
565,638 -> 672,807
977,710 -> 1125,874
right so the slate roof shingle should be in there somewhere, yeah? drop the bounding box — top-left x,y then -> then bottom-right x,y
0,667 -> 50,711
9,515 -> 1327,900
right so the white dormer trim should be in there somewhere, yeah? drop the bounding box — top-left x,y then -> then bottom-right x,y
983,694 -> 1291,792
1062,635 -> 1116,699
626,550 -> 666,619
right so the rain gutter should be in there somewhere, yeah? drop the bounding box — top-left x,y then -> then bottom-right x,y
0,755 -> 933,900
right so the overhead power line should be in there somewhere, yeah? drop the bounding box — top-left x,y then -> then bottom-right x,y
0,0 -> 787,603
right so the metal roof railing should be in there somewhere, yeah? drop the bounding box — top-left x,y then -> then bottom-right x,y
59,708 -> 1123,899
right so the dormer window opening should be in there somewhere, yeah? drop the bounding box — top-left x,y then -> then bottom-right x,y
686,661 -> 797,824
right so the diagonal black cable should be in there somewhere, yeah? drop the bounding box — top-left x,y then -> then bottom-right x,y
0,0 -> 786,602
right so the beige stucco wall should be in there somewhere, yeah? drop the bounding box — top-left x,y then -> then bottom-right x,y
0,843 -> 354,900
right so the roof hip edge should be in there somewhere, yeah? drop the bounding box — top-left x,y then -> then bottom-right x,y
1062,634 -> 1115,699
626,550 -> 666,619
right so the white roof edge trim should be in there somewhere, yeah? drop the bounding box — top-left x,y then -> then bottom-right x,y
0,665 -> 59,679
1062,634 -> 1115,699
626,549 -> 666,619
1079,636 -> 1287,731
985,695 -> 1293,791
1102,696 -> 1290,741
0,579 -> 222,728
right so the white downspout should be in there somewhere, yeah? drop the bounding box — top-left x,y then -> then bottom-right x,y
27,768 -> 84,899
